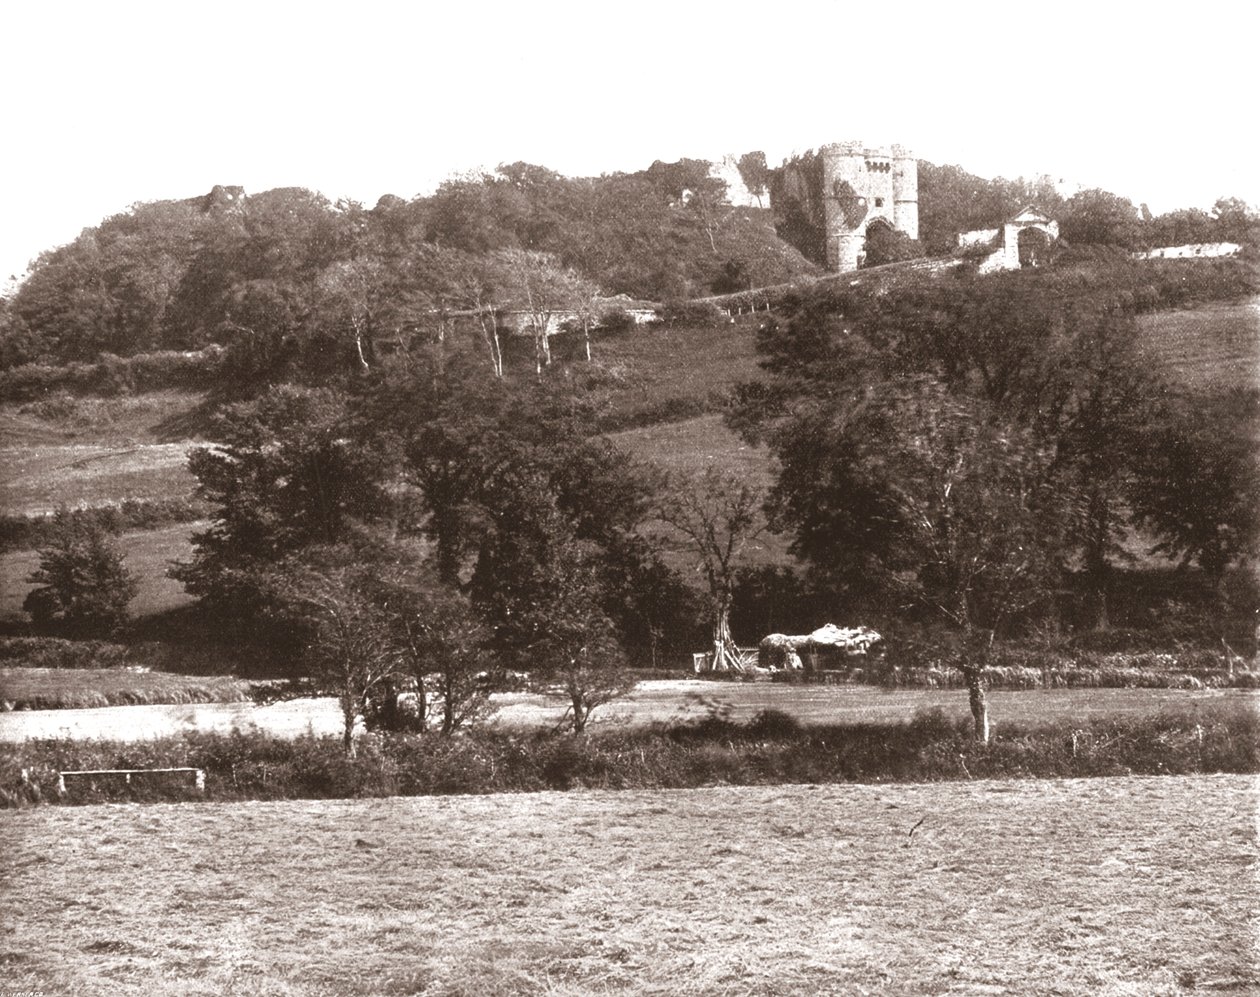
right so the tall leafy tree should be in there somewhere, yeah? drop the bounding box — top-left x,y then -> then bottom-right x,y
172,385 -> 390,618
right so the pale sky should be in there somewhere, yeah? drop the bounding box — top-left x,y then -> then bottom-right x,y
3,0 -> 1257,288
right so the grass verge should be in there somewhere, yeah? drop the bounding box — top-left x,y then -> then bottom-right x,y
0,668 -> 253,711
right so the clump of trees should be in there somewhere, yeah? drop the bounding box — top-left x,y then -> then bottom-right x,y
0,159 -> 822,373
730,266 -> 1259,738
169,341 -> 691,748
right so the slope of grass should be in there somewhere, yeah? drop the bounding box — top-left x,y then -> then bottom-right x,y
0,522 -> 200,622
0,388 -> 214,447
1137,297 -> 1259,393
0,443 -> 201,517
564,315 -> 766,430
0,775 -> 1254,994
0,667 -> 252,710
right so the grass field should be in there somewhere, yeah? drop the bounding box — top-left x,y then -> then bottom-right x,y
0,667 -> 252,710
1,682 -> 1254,742
0,443 -> 200,517
575,316 -> 764,426
0,389 -> 212,447
0,522 -> 200,622
0,774 -> 1254,995
1137,297 -> 1260,393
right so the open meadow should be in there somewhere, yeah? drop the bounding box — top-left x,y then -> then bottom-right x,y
0,774 -> 1254,995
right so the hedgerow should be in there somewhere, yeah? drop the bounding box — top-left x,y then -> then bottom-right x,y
3,701 -> 1254,807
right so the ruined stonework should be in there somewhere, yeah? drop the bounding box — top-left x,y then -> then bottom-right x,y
820,142 -> 918,271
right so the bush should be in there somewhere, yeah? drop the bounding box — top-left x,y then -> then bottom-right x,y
660,299 -> 727,326
23,509 -> 137,636
597,307 -> 637,334
0,636 -> 132,670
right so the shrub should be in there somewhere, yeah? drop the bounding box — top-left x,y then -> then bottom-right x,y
597,307 -> 637,334
0,499 -> 207,554
0,347 -> 225,402
660,299 -> 727,326
746,708 -> 803,739
23,509 -> 138,636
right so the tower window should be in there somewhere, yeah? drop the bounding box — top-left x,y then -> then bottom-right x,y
875,198 -> 884,207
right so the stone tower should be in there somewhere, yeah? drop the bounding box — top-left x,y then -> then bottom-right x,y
820,142 -> 919,271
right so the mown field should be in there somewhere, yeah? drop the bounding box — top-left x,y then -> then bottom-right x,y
1,774 -> 1254,995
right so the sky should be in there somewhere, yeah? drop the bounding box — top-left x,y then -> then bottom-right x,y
3,0 -> 1258,288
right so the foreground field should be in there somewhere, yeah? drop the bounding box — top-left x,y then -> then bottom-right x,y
0,774 -> 1254,995
1,681 -> 1255,742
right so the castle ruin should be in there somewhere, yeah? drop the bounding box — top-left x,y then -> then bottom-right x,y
820,142 -> 918,271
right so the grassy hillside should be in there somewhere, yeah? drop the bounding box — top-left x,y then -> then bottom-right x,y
0,389 -> 214,447
0,523 -> 198,623
1136,298 -> 1259,393
1,776 -> 1253,995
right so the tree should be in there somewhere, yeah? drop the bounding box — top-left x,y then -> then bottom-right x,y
1130,399 -> 1260,588
494,249 -> 599,375
658,469 -> 766,671
380,571 -> 496,736
1059,188 -> 1145,248
877,386 -> 1064,740
172,385 -> 390,622
24,507 -> 139,635
862,222 -> 922,267
735,151 -> 771,209
269,551 -> 398,755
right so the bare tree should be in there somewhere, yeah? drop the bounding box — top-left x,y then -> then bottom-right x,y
658,468 -> 766,672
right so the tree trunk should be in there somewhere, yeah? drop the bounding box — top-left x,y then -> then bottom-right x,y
583,318 -> 592,362
1085,489 -> 1111,631
963,666 -> 989,743
570,681 -> 588,734
712,598 -> 739,670
340,695 -> 357,757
